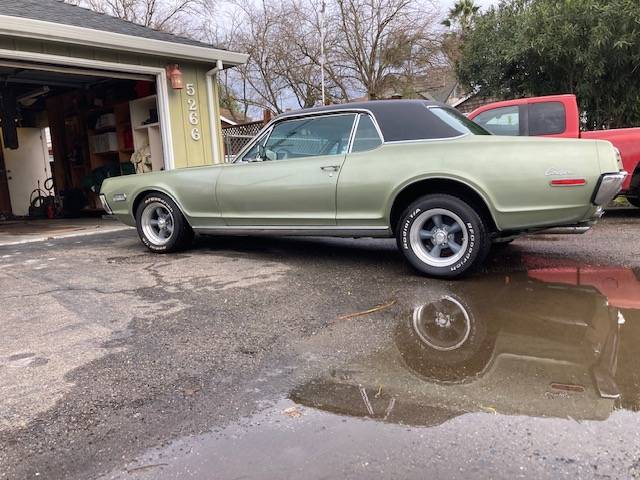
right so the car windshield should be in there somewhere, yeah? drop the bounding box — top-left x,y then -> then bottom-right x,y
429,107 -> 491,136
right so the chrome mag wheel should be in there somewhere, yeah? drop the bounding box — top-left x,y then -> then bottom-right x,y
141,202 -> 175,245
409,208 -> 469,267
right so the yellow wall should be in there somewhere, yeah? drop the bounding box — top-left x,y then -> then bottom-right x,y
0,36 -> 224,169
167,64 -> 216,168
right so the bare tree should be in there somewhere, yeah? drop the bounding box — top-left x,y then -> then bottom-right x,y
67,0 -> 212,35
333,0 -> 440,99
215,0 -> 441,114
70,0 -> 444,115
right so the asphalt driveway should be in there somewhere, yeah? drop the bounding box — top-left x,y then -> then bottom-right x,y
1,209 -> 640,480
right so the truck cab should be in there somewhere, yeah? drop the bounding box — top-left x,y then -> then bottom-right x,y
468,94 -> 640,205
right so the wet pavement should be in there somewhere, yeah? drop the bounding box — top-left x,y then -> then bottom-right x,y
0,217 -> 131,246
1,209 -> 640,479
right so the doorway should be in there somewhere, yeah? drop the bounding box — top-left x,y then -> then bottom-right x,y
2,128 -> 50,216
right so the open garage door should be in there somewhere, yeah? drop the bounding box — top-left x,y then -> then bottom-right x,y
0,60 -> 168,218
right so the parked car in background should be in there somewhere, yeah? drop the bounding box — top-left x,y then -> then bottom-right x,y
468,94 -> 640,207
101,100 -> 626,278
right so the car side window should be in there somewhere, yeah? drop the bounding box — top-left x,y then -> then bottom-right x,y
528,101 -> 566,136
473,106 -> 520,136
351,114 -> 382,152
262,114 -> 356,161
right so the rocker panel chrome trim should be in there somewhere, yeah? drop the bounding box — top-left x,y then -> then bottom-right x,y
193,226 -> 392,237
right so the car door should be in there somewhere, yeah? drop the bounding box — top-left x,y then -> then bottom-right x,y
217,113 -> 357,226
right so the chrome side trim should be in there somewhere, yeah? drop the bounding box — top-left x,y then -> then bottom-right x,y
193,226 -> 392,238
532,226 -> 591,235
384,132 -> 469,145
346,114 -> 361,154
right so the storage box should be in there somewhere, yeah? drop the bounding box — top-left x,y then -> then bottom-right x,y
95,113 -> 116,130
89,132 -> 118,153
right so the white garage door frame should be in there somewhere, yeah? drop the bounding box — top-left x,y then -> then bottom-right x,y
0,48 -> 176,170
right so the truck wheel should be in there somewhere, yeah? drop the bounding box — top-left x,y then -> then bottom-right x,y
396,194 -> 490,278
135,192 -> 193,253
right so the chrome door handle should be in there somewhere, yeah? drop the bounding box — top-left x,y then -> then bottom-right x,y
320,165 -> 340,172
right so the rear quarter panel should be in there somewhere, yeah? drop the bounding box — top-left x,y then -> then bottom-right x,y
337,135 -> 603,231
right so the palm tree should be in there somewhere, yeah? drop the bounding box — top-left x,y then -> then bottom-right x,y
441,0 -> 480,35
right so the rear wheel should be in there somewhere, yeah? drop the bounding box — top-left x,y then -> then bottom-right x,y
396,194 -> 491,278
135,193 -> 193,253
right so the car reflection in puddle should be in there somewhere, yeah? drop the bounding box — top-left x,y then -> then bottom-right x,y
291,266 -> 640,427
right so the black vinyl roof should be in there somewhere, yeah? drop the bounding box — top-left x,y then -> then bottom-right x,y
0,0 -> 218,49
279,100 -> 465,142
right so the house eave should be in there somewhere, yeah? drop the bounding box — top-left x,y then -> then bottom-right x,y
0,14 -> 249,66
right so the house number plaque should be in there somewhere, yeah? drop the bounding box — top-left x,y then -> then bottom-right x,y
186,83 -> 201,141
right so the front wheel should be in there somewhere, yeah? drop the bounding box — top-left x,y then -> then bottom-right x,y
396,194 -> 490,278
135,193 -> 194,253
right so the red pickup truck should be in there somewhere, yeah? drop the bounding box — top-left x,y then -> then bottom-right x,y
468,94 -> 640,207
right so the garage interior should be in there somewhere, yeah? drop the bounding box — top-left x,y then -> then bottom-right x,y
0,61 -> 165,224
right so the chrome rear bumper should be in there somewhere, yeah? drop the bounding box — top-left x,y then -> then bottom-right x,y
592,171 -> 627,206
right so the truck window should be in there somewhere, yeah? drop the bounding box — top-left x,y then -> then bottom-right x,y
528,102 -> 566,136
472,106 -> 520,136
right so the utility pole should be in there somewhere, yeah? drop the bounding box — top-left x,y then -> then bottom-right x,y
320,0 -> 326,105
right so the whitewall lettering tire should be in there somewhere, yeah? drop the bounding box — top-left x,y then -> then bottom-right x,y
135,192 -> 194,253
397,194 -> 490,278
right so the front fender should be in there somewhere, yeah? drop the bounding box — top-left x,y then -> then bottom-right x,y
101,165 -> 222,227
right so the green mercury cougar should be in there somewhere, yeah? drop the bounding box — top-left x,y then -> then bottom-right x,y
100,100 -> 626,278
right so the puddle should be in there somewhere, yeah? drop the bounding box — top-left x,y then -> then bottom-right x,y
103,265 -> 640,479
293,266 -> 640,425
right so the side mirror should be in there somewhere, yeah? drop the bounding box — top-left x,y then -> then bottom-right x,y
258,144 -> 277,161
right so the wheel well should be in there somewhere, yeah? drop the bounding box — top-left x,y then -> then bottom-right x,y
389,179 -> 497,234
132,189 -> 181,218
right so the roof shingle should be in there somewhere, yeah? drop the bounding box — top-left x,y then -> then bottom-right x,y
0,0 -> 217,49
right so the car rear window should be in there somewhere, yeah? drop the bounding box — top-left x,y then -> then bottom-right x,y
429,107 -> 491,136
371,102 -> 490,142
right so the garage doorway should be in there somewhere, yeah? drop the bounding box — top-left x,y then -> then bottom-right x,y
0,60 -> 168,219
